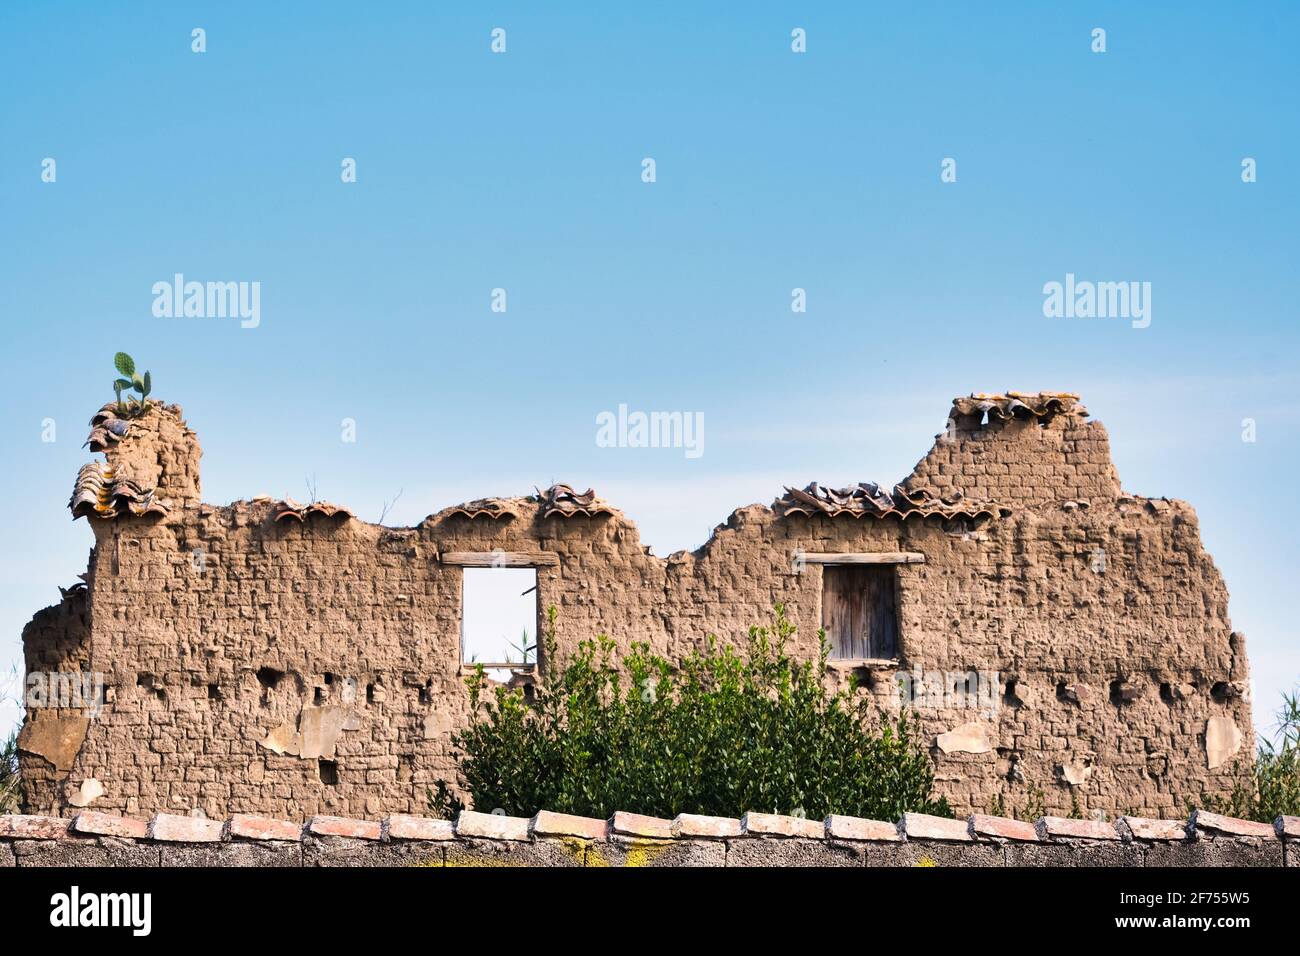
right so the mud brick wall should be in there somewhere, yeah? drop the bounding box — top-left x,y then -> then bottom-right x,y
102,403 -> 202,507
904,412 -> 1122,506
0,808 -> 1291,868
18,395 -> 1255,822
17,585 -> 93,812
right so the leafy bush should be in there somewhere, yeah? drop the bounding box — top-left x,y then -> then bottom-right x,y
1200,688 -> 1300,823
1,663 -> 20,814
0,728 -> 18,814
111,351 -> 152,414
433,605 -> 952,821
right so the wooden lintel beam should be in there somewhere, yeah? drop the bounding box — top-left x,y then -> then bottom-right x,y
801,552 -> 925,565
440,551 -> 560,567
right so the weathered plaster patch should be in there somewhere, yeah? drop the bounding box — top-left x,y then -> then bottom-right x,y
936,722 -> 992,754
1061,760 -> 1093,786
67,777 -> 105,807
423,709 -> 455,740
17,714 -> 90,771
259,704 -> 358,759
1205,716 -> 1242,770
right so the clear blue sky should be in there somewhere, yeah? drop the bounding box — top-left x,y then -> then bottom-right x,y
1,2 -> 1297,742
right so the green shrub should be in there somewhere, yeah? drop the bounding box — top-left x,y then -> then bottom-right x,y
1200,688 -> 1300,823
433,604 -> 952,821
0,727 -> 18,814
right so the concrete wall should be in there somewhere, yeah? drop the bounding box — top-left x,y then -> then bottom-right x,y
18,394 -> 1254,821
0,808 -> 1291,868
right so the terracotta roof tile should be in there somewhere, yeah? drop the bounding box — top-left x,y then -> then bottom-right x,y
69,462 -> 169,520
776,481 -> 1000,520
951,391 -> 1084,424
441,498 -> 521,520
539,483 -> 618,518
84,404 -> 132,452
273,499 -> 353,523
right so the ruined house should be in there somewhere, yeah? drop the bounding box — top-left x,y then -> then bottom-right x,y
18,391 -> 1253,821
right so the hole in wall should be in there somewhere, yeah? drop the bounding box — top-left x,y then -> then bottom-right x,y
318,759 -> 338,786
419,682 -> 432,706
995,747 -> 1016,779
313,686 -> 326,705
851,667 -> 877,692
941,516 -> 975,537
207,683 -> 221,701
1210,682 -> 1233,703
136,673 -> 166,701
256,667 -> 285,706
366,683 -> 375,704
1003,680 -> 1022,708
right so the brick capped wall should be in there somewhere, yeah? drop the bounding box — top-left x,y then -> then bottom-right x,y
18,394 -> 1255,822
0,808 -> 1292,868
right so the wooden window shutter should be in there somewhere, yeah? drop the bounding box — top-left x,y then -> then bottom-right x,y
821,565 -> 898,660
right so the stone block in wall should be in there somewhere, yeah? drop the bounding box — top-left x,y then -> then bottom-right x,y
73,812 -> 150,840
672,813 -> 742,839
530,810 -> 608,841
585,838 -> 726,868
725,838 -> 863,867
444,837 -> 585,867
377,841 -> 453,866
1006,843 -> 1142,867
608,811 -> 675,841
454,810 -> 530,841
866,842 -> 1003,867
302,836 -> 443,867
824,815 -> 901,842
1117,816 -> 1187,842
901,812 -> 971,842
1144,841 -> 1283,868
384,814 -> 455,842
13,837 -> 160,867
740,811 -> 825,839
307,815 -> 381,840
969,814 -> 1039,842
229,813 -> 303,842
1189,809 -> 1276,841
1037,817 -> 1123,842
0,815 -> 71,840
161,842 -> 302,867
149,813 -> 223,843
0,843 -> 15,867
